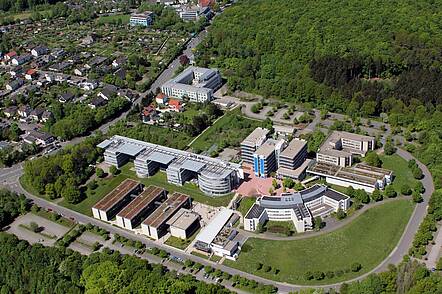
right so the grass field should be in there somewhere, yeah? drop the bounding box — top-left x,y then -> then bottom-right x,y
60,163 -> 233,216
381,154 -> 418,194
237,197 -> 256,217
96,14 -> 130,24
225,200 -> 413,285
190,108 -> 264,152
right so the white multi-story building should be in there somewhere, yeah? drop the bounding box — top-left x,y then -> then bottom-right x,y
244,185 -> 350,233
316,131 -> 375,167
161,66 -> 222,102
130,12 -> 154,27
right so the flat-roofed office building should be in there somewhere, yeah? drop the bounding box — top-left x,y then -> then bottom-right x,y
167,208 -> 200,239
308,161 -> 393,193
92,179 -> 143,222
98,135 -> 243,196
253,139 -> 285,178
130,11 -> 154,27
116,186 -> 166,230
141,192 -> 191,240
244,184 -> 350,232
161,66 -> 221,102
317,131 -> 375,167
240,127 -> 270,164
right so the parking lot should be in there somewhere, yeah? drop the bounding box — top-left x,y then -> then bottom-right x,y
7,213 -> 71,246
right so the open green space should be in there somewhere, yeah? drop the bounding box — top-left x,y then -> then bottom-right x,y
225,200 -> 413,285
237,197 -> 256,217
96,14 -> 130,24
380,154 -> 418,194
60,163 -> 233,216
190,108 -> 266,153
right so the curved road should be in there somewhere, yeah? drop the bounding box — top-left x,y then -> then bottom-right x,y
0,147 -> 434,293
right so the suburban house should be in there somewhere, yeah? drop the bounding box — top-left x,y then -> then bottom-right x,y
79,80 -> 98,91
41,110 -> 53,122
112,56 -> 127,68
155,93 -> 168,104
88,97 -> 107,109
29,108 -> 44,121
118,89 -> 137,101
98,85 -> 118,100
11,54 -> 32,66
31,46 -> 49,57
74,67 -> 87,76
142,105 -> 158,124
6,79 -> 24,91
4,51 -> 17,61
23,129 -> 54,147
18,105 -> 32,118
59,92 -> 75,103
85,56 -> 107,69
3,106 -> 17,118
25,69 -> 38,80
168,99 -> 183,112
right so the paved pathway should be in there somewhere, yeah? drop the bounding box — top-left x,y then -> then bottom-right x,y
426,226 -> 442,269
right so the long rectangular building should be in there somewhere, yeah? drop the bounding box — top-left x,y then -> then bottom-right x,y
92,179 -> 143,221
161,66 -> 222,102
317,131 -> 375,167
97,135 -> 243,196
141,192 -> 191,240
116,186 -> 166,230
307,161 -> 393,193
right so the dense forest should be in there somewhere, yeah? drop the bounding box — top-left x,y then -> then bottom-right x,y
0,0 -> 61,12
197,0 -> 442,113
22,135 -> 104,203
0,233 -> 231,294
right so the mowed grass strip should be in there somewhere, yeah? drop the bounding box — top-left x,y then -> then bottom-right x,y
60,163 -> 232,216
225,200 -> 413,285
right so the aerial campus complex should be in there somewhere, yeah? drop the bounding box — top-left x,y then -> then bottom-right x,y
160,66 -> 222,102
98,135 -> 243,196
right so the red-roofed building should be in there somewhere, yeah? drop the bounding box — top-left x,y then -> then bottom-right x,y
168,99 -> 183,112
155,93 -> 168,104
4,51 -> 17,61
199,0 -> 215,7
25,69 -> 38,80
142,104 -> 158,123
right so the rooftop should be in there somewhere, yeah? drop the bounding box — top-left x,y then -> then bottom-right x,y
195,208 -> 234,245
93,179 -> 140,212
100,135 -> 242,181
280,139 -> 307,159
166,208 -> 200,230
241,127 -> 270,147
117,186 -> 165,220
319,131 -> 375,158
142,192 -> 189,228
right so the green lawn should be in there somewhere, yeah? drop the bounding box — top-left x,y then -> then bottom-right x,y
225,200 -> 413,285
96,14 -> 130,24
60,163 -> 233,216
380,154 -> 418,194
237,197 -> 256,217
190,108 -> 265,153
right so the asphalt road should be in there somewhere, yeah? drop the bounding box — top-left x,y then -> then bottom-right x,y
0,145 -> 435,293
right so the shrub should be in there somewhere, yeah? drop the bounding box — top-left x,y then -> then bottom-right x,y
401,184 -> 412,195
109,165 -> 119,176
304,271 -> 313,280
95,167 -> 105,178
336,208 -> 347,220
314,271 -> 325,280
351,262 -> 362,272
325,271 -> 335,279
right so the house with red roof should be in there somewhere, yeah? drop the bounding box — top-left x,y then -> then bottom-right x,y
155,93 -> 168,105
168,99 -> 183,112
25,69 -> 38,80
4,51 -> 16,61
199,0 -> 215,7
